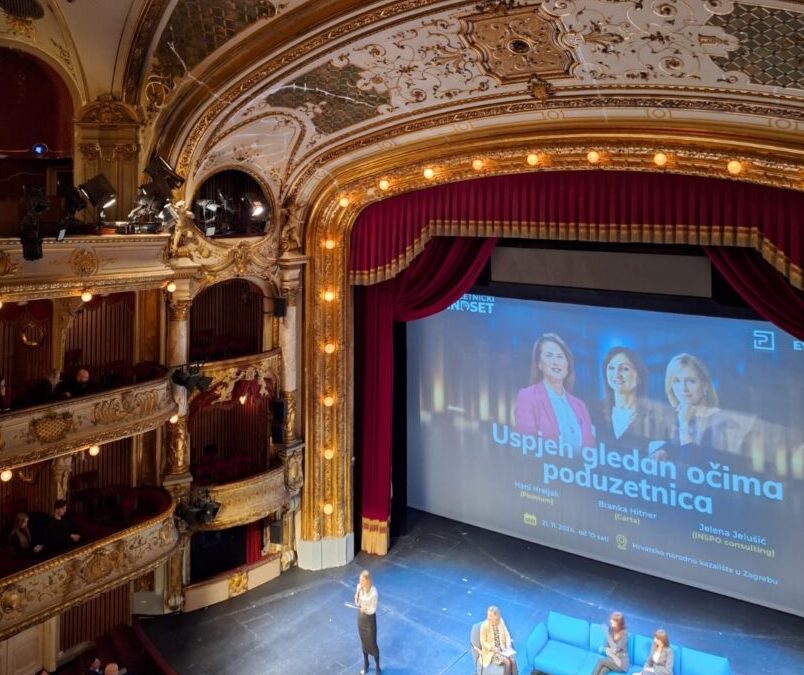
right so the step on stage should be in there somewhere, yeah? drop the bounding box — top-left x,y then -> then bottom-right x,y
141,510 -> 804,675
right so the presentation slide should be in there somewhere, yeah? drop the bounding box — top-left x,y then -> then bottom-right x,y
407,293 -> 804,616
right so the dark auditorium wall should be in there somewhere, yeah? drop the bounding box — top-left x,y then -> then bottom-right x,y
189,279 -> 262,361
60,583 -> 130,652
0,300 -> 53,405
75,438 -> 133,489
63,293 -> 135,383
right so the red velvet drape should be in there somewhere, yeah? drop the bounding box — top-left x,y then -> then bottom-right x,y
245,521 -> 262,564
705,247 -> 804,340
350,172 -> 803,289
355,237 -> 497,553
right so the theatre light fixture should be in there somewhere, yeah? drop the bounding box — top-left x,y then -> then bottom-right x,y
243,193 -> 266,218
78,174 -> 116,223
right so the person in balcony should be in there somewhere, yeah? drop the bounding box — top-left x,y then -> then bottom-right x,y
9,512 -> 43,556
68,368 -> 94,397
0,375 -> 11,411
86,656 -> 103,675
29,370 -> 70,405
42,499 -> 81,555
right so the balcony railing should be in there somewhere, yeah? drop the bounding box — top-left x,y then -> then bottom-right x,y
0,234 -> 173,302
197,466 -> 288,531
0,377 -> 177,469
0,498 -> 178,641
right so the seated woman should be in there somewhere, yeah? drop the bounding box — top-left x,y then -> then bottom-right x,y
480,605 -> 518,675
514,333 -> 595,452
595,347 -> 669,453
592,611 -> 629,675
636,629 -> 673,675
8,512 -> 43,556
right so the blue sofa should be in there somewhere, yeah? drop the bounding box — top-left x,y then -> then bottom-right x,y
525,611 -> 731,675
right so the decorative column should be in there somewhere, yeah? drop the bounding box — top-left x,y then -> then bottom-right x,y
163,292 -> 192,611
74,96 -> 141,224
52,454 -> 74,502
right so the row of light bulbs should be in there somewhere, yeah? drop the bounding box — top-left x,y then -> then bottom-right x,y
0,282 -> 179,310
331,152 -> 748,204
1,445 -> 101,483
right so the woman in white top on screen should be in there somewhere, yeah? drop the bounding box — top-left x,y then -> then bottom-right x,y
355,570 -> 380,674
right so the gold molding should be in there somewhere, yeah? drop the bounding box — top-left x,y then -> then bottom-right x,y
0,377 -> 177,470
197,467 -> 288,531
0,501 -> 178,641
123,0 -> 173,104
195,350 -> 283,405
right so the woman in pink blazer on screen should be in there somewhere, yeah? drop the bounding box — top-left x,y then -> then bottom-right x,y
514,333 -> 595,451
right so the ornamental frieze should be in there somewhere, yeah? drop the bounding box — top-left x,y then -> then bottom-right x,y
196,467 -> 289,531
0,378 -> 176,470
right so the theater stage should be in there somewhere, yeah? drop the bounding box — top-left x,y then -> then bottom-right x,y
141,510 -> 804,675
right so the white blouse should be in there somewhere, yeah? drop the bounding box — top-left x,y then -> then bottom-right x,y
356,584 -> 378,615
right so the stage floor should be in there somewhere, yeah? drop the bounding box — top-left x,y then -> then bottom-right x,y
141,510 -> 804,675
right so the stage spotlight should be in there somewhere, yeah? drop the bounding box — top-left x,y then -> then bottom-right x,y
171,369 -> 192,388
146,155 -> 185,190
31,142 -> 48,157
157,203 -> 179,230
196,500 -> 221,524
78,174 -> 116,222
243,193 -> 266,218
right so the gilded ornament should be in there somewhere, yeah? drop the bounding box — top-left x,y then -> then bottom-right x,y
0,589 -> 22,614
0,250 -> 20,276
92,390 -> 160,425
82,549 -> 119,583
228,570 -> 248,597
27,412 -> 74,443
78,143 -> 101,160
69,248 -> 99,276
199,468 -> 288,531
79,98 -> 139,125
460,5 -> 574,83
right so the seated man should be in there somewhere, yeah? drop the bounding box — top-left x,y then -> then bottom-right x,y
86,656 -> 103,675
42,499 -> 81,555
69,368 -> 94,397
104,663 -> 127,675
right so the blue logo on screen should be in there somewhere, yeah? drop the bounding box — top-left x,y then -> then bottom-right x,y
752,329 -> 776,351
448,294 -> 495,315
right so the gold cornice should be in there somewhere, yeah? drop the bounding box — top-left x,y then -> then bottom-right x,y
0,502 -> 177,641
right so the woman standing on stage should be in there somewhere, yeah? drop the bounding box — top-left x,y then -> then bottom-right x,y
355,570 -> 381,674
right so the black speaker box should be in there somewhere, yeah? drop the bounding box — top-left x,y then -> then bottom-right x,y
269,521 -> 283,544
270,398 -> 287,423
273,297 -> 287,317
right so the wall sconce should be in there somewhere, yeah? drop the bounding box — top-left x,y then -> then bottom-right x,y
169,414 -> 179,424
587,150 -> 601,165
166,282 -> 177,293
322,290 -> 336,302
378,179 -> 390,191
727,160 -> 743,176
423,167 -> 435,180
338,196 -> 350,208
472,159 -> 484,171
88,445 -> 100,456
81,291 -> 93,303
323,395 -> 335,407
322,503 -> 334,515
653,152 -> 668,168
0,469 -> 12,482
323,448 -> 335,460
239,394 -> 248,405
323,342 -> 336,354
324,239 -> 336,250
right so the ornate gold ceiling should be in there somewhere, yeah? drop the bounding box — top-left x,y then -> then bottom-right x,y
3,0 -> 803,206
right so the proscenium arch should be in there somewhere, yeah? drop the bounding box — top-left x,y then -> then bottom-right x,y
299,126 -> 804,556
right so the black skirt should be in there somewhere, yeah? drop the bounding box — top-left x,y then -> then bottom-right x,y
357,611 -> 378,656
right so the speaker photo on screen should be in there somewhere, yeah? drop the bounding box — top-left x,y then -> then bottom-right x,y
407,293 -> 804,617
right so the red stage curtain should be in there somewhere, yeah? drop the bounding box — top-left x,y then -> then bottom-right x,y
245,521 -> 262,564
350,172 -> 803,289
705,247 -> 804,340
355,237 -> 497,554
